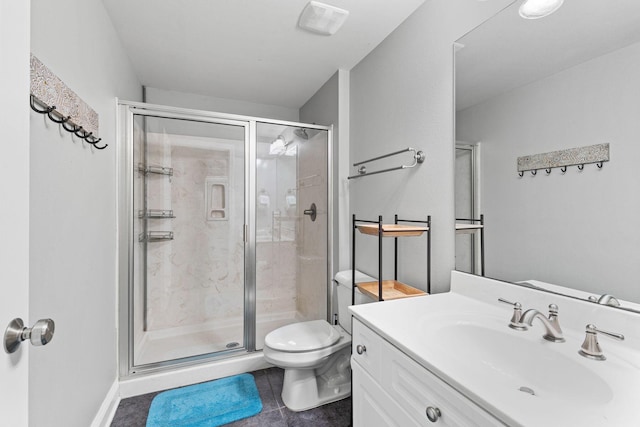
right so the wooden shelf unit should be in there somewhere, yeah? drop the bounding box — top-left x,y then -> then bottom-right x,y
351,214 -> 431,304
357,280 -> 427,301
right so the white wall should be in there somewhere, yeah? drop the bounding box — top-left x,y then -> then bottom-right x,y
29,0 -> 141,426
456,41 -> 640,302
0,1 -> 30,425
349,0 -> 513,293
145,87 -> 299,122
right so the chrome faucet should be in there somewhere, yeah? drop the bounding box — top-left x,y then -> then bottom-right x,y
578,324 -> 625,361
588,294 -> 621,307
520,304 -> 565,342
497,298 -> 527,330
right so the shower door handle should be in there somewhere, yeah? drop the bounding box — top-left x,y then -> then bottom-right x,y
303,203 -> 317,222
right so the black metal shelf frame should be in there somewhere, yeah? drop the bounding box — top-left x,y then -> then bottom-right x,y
351,214 -> 431,306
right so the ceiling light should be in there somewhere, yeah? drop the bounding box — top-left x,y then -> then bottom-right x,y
298,1 -> 349,36
519,0 -> 564,19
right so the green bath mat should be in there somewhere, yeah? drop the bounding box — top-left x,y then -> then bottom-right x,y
146,373 -> 262,427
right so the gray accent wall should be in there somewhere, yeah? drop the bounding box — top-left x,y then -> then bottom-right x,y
456,40 -> 640,302
349,0 -> 513,293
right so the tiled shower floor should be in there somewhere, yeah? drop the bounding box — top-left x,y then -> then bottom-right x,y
111,367 -> 352,427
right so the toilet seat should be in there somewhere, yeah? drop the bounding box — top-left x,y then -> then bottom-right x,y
264,320 -> 341,352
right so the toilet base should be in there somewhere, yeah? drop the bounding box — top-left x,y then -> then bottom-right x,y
281,347 -> 351,412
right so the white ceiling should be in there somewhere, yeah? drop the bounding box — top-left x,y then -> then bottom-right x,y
103,0 -> 425,109
456,0 -> 640,111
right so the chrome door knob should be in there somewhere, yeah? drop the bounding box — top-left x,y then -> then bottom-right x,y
4,318 -> 55,354
356,344 -> 366,355
426,406 -> 441,422
29,319 -> 55,346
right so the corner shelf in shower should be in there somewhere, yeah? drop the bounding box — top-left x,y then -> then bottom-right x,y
137,163 -> 174,177
351,214 -> 431,303
139,231 -> 174,242
138,209 -> 175,219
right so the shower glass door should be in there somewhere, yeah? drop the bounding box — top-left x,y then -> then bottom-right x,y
455,144 -> 477,274
131,111 -> 248,368
254,123 -> 329,350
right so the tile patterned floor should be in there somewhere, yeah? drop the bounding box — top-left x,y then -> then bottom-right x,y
111,367 -> 352,427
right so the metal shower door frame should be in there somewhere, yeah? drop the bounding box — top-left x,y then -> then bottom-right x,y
117,100 -> 333,377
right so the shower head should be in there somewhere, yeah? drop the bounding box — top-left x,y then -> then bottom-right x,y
294,128 -> 309,140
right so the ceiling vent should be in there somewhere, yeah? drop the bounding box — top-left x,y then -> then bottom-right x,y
298,1 -> 350,36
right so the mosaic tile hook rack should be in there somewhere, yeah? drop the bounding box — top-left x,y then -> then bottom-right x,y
517,143 -> 609,177
30,54 -> 105,150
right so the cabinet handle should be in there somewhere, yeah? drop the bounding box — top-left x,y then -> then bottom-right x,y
356,344 -> 366,355
426,406 -> 441,422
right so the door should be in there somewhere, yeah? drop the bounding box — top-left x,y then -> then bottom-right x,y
455,143 -> 480,274
254,123 -> 330,350
123,107 -> 250,372
0,0 -> 31,425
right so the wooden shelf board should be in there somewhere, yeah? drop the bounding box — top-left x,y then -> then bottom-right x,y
357,224 -> 428,237
455,223 -> 483,234
357,280 -> 428,301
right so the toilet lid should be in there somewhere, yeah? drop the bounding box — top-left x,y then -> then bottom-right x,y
265,320 -> 341,352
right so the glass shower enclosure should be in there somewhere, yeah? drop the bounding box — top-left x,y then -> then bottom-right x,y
118,102 -> 332,375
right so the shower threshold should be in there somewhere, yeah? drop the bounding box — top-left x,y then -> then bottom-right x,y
134,311 -> 303,366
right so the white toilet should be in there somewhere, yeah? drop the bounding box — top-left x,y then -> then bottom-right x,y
263,270 -> 376,411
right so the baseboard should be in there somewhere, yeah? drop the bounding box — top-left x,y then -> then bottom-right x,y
91,380 -> 121,427
119,352 -> 271,398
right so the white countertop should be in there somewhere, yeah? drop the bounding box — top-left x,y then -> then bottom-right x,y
349,271 -> 640,427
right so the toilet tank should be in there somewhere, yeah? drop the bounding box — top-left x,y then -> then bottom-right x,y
335,270 -> 376,334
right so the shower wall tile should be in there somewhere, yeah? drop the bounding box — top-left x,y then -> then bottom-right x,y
136,127 -> 328,343
144,134 -> 245,331
296,133 -> 328,320
256,241 -> 297,317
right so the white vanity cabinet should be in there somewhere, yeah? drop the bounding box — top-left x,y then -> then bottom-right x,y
352,318 -> 504,427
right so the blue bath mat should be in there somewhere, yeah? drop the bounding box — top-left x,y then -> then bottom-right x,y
146,373 -> 262,427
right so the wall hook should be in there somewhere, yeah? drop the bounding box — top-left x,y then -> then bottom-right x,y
86,135 -> 102,145
560,166 -> 567,174
47,110 -> 70,124
531,170 -> 537,176
30,95 -> 55,114
578,164 -> 585,171
74,126 -> 88,138
545,168 -> 552,175
61,121 -> 78,133
518,171 -> 524,178
597,162 -> 603,169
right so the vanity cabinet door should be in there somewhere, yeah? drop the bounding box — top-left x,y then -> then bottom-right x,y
380,339 -> 504,427
352,360 -> 420,427
352,318 -> 383,378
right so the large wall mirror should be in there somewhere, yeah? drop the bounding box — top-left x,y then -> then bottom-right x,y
454,0 -> 640,312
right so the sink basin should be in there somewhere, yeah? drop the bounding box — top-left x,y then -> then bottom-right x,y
350,274 -> 640,426
430,322 -> 614,406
